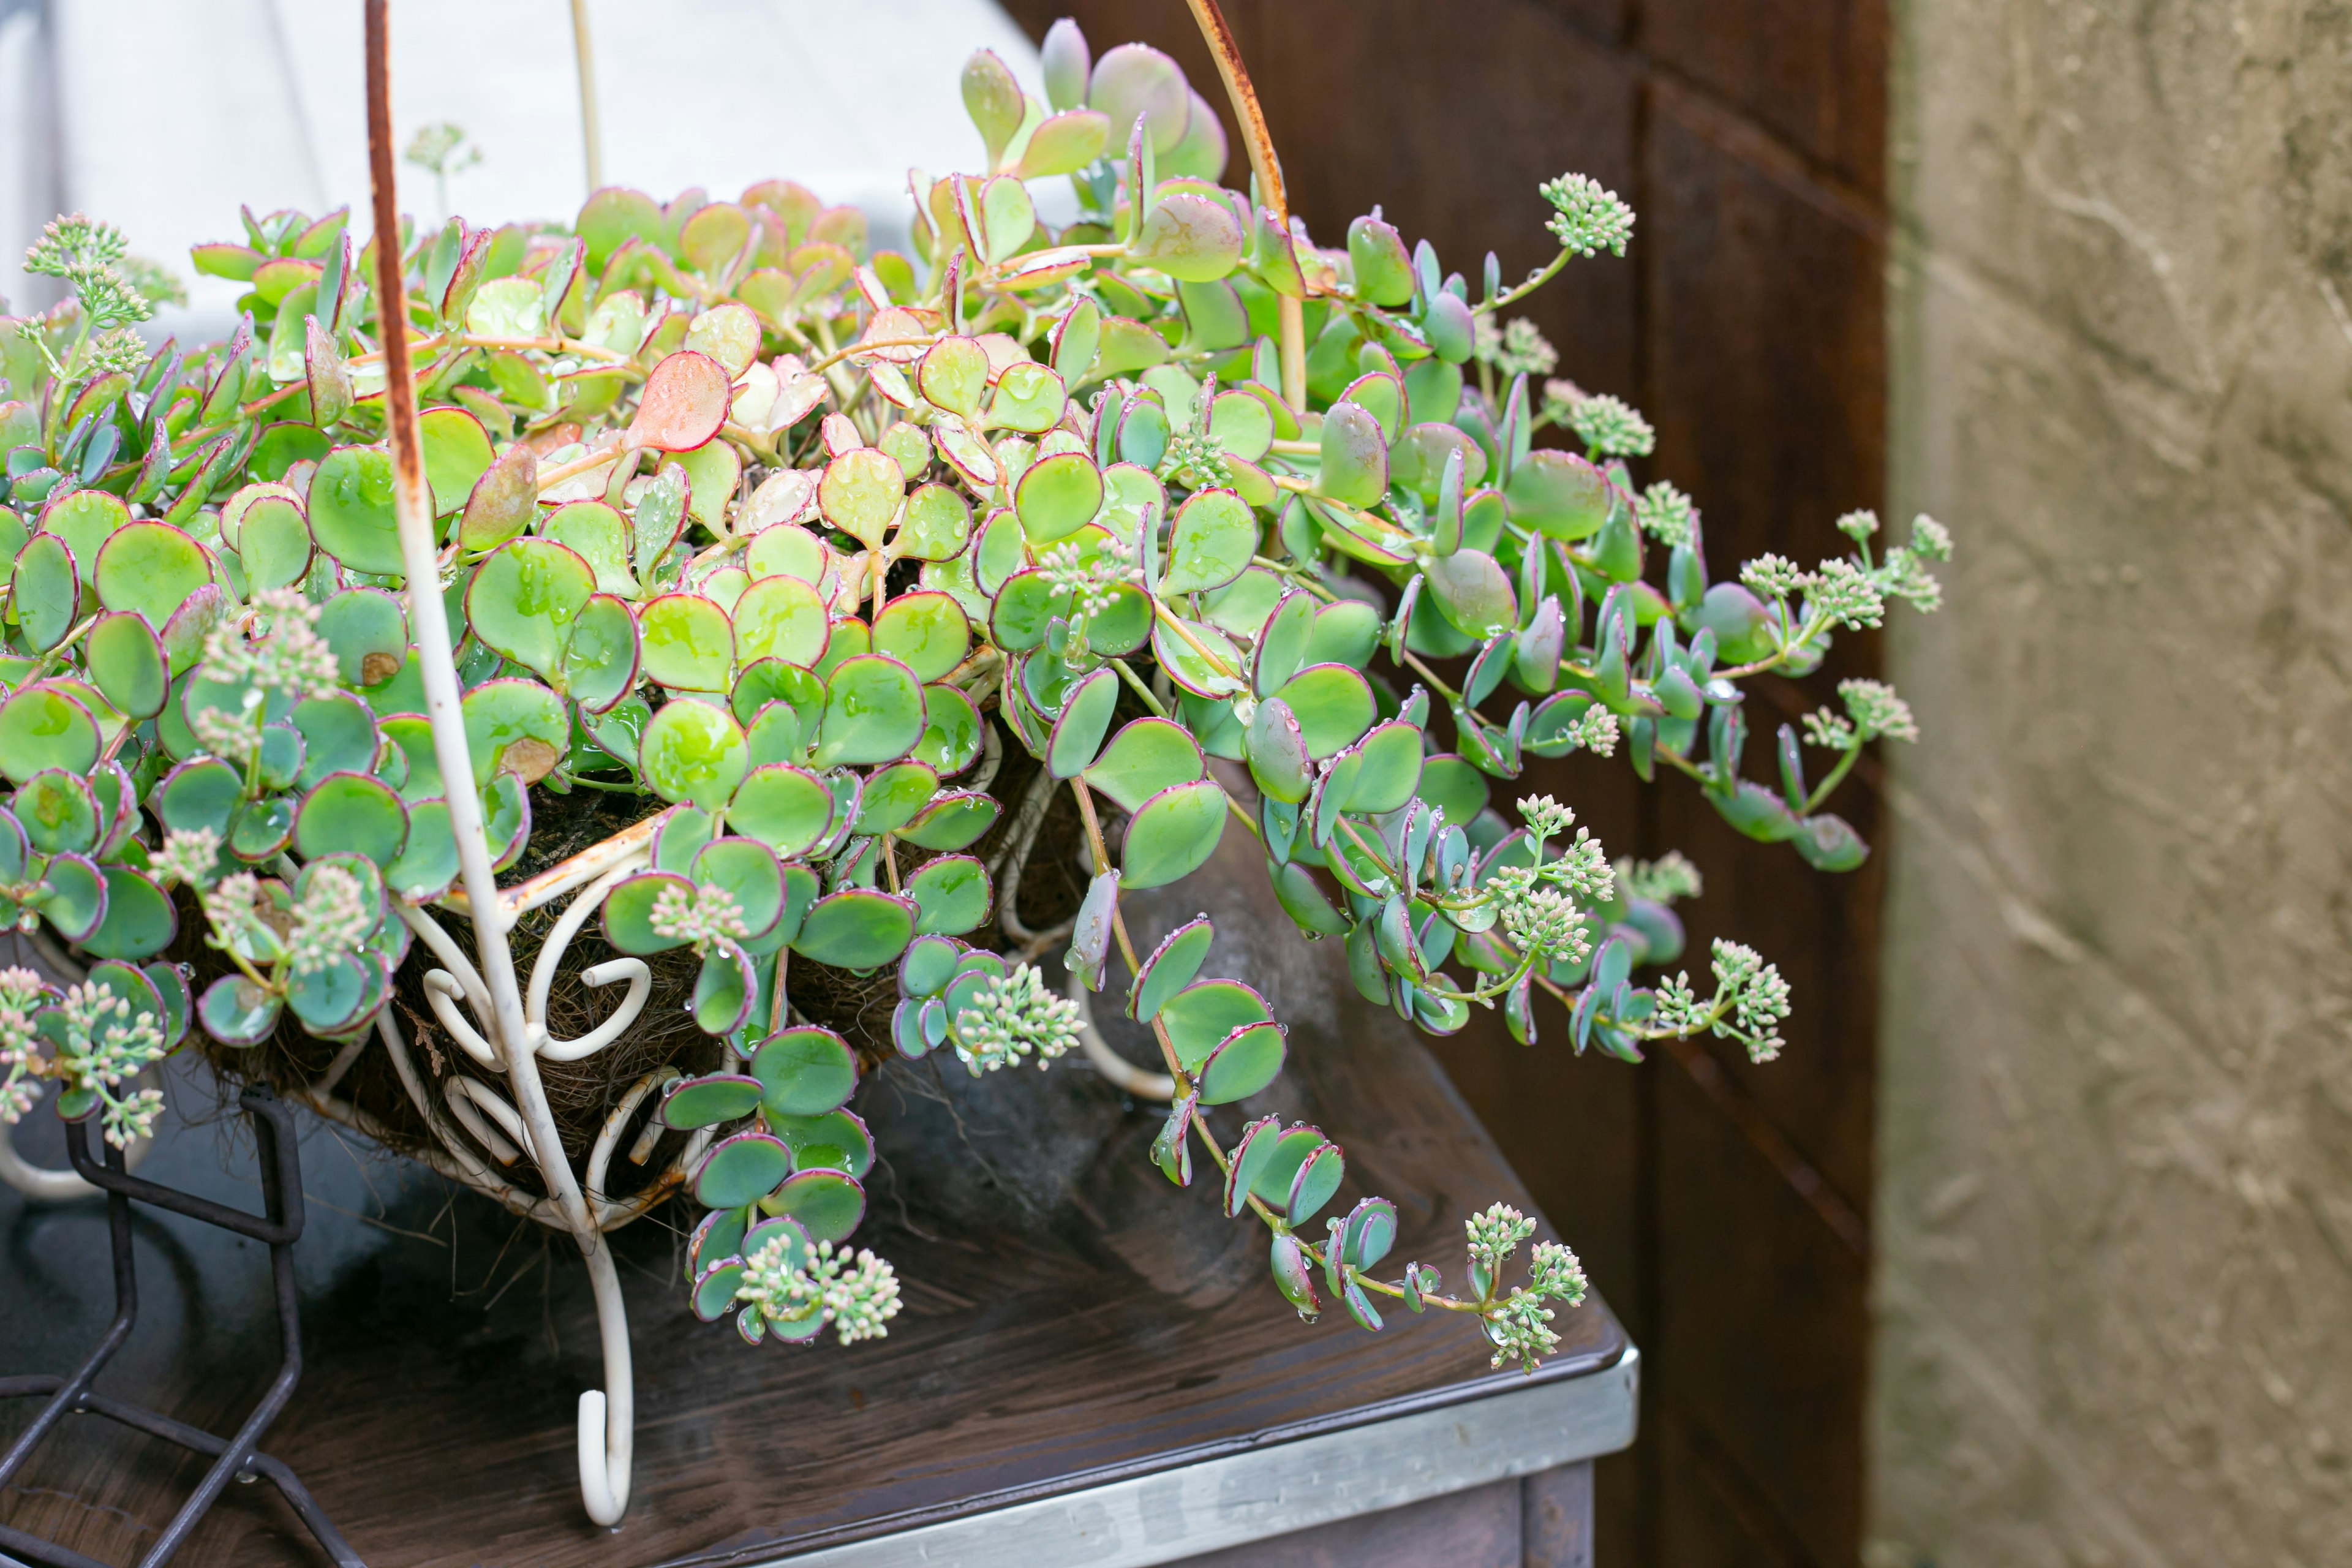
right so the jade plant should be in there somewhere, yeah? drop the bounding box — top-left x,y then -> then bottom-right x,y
0,17 -> 1946,1370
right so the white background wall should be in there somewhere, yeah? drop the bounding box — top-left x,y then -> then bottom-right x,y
0,0 -> 1053,343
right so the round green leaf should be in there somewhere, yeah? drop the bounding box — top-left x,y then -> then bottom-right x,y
467,538 -> 595,679
1115,397 -> 1169,469
1341,1196 -> 1400,1271
851,761 -> 939,837
816,448 -> 905,549
37,489 -> 126,586
987,361 -> 1066,434
456,438 -> 539,556
228,796 -> 296,861
1130,193 -> 1245,282
0,684 -> 97,785
12,533 -> 78,652
906,854 -> 989,936
688,1205 -> 752,1281
1158,978 -> 1273,1072
791,888 -> 916,969
418,406 -> 494,515
81,866 -> 176,961
158,586 -> 229,679
199,973 -> 281,1047
1504,448 -> 1614,540
813,617 -> 872,680
896,790 -> 1000,851
295,771 -> 409,865
1082,717 -> 1207,813
1014,450 -> 1104,544
1288,1142 -> 1346,1224
695,1130 -> 793,1208
1250,592 -> 1317,701
768,1108 -> 874,1178
461,677 -> 568,787
895,483 -> 973,562
1198,1020 -> 1286,1104
917,336 -> 988,418
1275,664 -> 1375,760
562,593 -> 639,712
745,522 -> 827,584
1120,777 -> 1227,891
1424,548 -> 1518,638
731,574 -> 829,669
694,940 -> 758,1035
1160,488 -> 1256,595
1208,389 -> 1275,463
543,499 -> 636,595
385,796 -> 459,901
309,445 -> 404,577
1150,614 -> 1245,699
764,1169 -> 865,1244
870,592 -> 970,683
38,852 -> 107,942
1245,695 -> 1313,804
1343,721 -> 1424,815
14,771 -> 96,854
238,494 -> 313,593
750,1025 -> 859,1116
988,570 -> 1071,653
729,763 -> 832,858
319,587 -> 409,687
157,757 -> 243,839
912,683 -> 983,776
1415,753 -> 1490,830
93,522 -> 209,630
810,655 -> 925,769
1129,914 -> 1213,1023
898,934 -> 962,998
638,593 -> 734,691
663,1067 -> 762,1128
1248,1125 -> 1330,1213
1046,666 -> 1120,779
638,698 -> 748,811
85,612 -> 168,720
1314,402 -> 1388,510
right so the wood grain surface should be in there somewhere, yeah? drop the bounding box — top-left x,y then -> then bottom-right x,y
0,831 -> 1622,1567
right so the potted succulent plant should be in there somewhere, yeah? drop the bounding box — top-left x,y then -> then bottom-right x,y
0,0 -> 1947,1527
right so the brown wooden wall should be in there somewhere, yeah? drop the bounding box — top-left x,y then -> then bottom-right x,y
1001,3 -> 1890,1562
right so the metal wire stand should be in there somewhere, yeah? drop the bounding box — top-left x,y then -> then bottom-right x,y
0,1085 -> 363,1568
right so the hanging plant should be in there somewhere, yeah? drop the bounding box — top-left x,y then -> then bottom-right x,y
0,1 -> 1948,1519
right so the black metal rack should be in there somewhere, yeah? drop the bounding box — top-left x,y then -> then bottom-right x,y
0,1086 -> 362,1568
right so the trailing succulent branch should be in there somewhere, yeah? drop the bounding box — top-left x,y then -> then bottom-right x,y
0,16 -> 1945,1373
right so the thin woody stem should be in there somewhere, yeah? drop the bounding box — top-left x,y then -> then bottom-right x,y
1180,0 -> 1306,410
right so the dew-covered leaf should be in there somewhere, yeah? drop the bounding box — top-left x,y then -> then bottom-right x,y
791,888 -> 916,969
907,854 -> 990,936
1120,778 -> 1227,891
638,697 -> 748,810
1082,717 -> 1206,813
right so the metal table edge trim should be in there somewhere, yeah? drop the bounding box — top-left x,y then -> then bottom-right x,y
738,1345 -> 1639,1568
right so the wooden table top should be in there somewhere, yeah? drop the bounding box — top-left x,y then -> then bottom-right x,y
0,833 -> 1625,1568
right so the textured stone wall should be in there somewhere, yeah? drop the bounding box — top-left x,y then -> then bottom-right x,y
1875,2 -> 2352,1562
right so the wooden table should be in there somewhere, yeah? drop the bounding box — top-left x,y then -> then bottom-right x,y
0,835 -> 1635,1567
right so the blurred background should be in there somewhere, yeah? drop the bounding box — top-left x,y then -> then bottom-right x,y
6,2 -> 2348,1564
